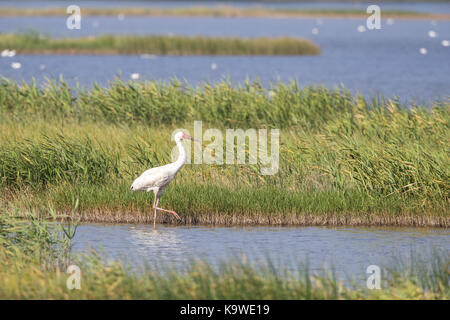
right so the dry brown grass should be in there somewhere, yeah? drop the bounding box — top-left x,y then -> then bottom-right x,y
57,209 -> 450,228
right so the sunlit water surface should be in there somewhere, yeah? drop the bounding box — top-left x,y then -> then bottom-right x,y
72,224 -> 450,281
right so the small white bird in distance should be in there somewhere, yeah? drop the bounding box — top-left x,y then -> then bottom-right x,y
130,131 -> 198,228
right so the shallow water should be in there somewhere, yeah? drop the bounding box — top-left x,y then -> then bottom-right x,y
72,224 -> 450,280
0,13 -> 449,101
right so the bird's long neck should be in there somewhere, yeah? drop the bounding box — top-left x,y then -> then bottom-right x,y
172,139 -> 187,173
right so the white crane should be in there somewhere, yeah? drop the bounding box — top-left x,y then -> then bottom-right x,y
130,131 -> 197,227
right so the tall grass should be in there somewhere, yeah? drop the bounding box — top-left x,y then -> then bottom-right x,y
0,208 -> 74,271
0,209 -> 448,299
0,135 -> 119,188
0,79 -> 448,225
2,78 -> 447,128
0,32 -> 320,55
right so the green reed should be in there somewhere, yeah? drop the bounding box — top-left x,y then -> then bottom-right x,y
0,32 -> 320,55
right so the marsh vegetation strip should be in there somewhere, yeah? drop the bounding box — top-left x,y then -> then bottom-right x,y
1,212 -> 449,299
0,80 -> 448,226
0,33 -> 320,56
1,6 -> 449,20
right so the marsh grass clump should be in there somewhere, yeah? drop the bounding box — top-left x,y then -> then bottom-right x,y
381,250 -> 450,299
0,32 -> 320,56
0,78 -> 75,120
0,134 -> 119,188
0,209 -> 74,271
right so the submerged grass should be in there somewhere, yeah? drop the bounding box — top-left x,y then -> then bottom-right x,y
1,210 -> 449,299
0,32 -> 320,56
0,79 -> 449,226
0,6 -> 448,20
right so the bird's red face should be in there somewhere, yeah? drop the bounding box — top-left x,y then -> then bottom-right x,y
182,133 -> 199,142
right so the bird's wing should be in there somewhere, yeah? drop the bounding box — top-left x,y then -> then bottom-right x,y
131,166 -> 173,191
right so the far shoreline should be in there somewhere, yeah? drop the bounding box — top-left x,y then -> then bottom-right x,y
0,7 -> 449,21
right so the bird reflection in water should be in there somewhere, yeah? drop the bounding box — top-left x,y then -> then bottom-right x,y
128,226 -> 187,262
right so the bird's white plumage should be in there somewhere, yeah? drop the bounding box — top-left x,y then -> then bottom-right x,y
130,131 -> 196,226
131,164 -> 174,195
130,132 -> 187,197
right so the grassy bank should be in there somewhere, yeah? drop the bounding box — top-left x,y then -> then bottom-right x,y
0,79 -> 448,226
1,6 -> 449,20
1,211 -> 448,299
0,33 -> 320,56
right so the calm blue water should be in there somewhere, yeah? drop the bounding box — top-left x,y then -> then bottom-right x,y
1,16 -> 449,101
72,224 -> 450,280
0,2 -> 449,99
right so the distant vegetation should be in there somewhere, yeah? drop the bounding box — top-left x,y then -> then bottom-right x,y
0,79 -> 448,227
0,32 -> 320,55
1,6 -> 449,20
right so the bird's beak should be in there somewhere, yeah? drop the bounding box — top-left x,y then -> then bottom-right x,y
185,135 -> 200,142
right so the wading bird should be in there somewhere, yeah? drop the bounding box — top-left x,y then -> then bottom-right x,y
130,131 -> 196,228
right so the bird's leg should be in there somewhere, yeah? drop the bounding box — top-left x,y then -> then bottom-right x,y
155,206 -> 181,220
152,193 -> 180,221
152,195 -> 158,228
